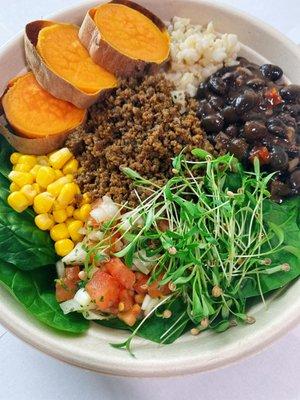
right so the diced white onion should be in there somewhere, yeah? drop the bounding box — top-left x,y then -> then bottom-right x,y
74,288 -> 91,308
60,299 -> 81,315
62,242 -> 87,265
87,230 -> 104,242
141,295 -> 161,316
56,260 -> 65,278
132,250 -> 158,274
119,210 -> 144,232
90,196 -> 120,224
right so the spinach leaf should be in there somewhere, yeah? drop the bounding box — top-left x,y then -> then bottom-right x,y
0,261 -> 89,333
241,197 -> 300,298
0,174 -> 57,269
0,135 -> 13,179
97,298 -> 188,344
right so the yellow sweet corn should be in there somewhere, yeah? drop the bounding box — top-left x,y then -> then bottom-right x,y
9,182 -> 19,192
57,182 -> 77,206
81,193 -> 91,205
35,213 -> 54,231
7,192 -> 29,213
68,220 -> 84,242
62,158 -> 78,175
37,156 -> 49,166
50,223 -> 69,241
49,148 -> 72,170
18,155 -> 37,167
47,175 -> 73,197
20,184 -> 37,205
36,166 -> 56,188
10,152 -> 21,165
30,164 -> 41,179
14,163 -> 32,172
8,171 -> 34,187
33,192 -> 55,214
55,239 -> 74,257
32,183 -> 41,194
53,209 -> 68,223
65,218 -> 76,228
66,205 -> 75,217
54,169 -> 64,179
73,204 -> 92,222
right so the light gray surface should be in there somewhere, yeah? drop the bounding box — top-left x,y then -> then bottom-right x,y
0,0 -> 299,399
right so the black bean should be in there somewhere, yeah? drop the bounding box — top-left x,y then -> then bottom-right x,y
280,85 -> 300,102
259,64 -> 283,81
222,106 -> 238,123
228,138 -> 249,160
196,82 -> 208,100
290,169 -> 300,189
269,146 -> 289,170
225,125 -> 239,137
209,96 -> 224,111
201,114 -> 224,134
208,76 -> 227,95
244,120 -> 267,141
234,91 -> 257,114
267,117 -> 286,137
241,111 -> 267,123
196,100 -> 214,118
246,78 -> 265,90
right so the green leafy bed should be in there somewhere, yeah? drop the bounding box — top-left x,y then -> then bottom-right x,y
0,135 -> 299,346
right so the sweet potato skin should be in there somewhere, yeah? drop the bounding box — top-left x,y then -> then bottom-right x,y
25,20 -> 116,109
79,0 -> 170,78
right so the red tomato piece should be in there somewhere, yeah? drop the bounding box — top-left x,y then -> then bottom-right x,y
249,146 -> 270,165
265,87 -> 283,106
133,272 -> 149,294
119,288 -> 135,312
55,266 -> 80,302
148,275 -> 172,299
118,304 -> 141,327
104,258 -> 136,289
86,270 -> 120,312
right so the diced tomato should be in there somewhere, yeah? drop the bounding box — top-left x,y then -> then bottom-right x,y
55,266 -> 80,302
118,304 -> 141,327
119,288 -> 135,312
86,270 -> 120,312
134,272 -> 149,294
104,258 -> 136,289
148,275 -> 172,298
265,87 -> 283,106
249,146 -> 270,165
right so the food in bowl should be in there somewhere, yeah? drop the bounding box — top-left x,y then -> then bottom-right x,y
0,0 -> 299,354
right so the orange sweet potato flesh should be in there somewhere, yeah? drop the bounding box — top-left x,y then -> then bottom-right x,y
36,23 -> 117,94
2,72 -> 86,139
93,3 -> 169,63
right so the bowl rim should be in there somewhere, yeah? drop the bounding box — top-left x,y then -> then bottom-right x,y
0,0 -> 299,378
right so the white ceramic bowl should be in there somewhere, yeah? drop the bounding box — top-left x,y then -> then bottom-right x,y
0,0 -> 299,377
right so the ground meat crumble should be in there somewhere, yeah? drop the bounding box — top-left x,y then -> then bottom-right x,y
66,74 -> 213,206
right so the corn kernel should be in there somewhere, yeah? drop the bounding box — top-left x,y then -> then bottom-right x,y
66,205 -> 75,217
53,209 -> 68,223
29,164 -> 41,179
18,155 -> 37,167
20,184 -> 37,205
10,152 -> 21,165
63,158 -> 78,175
50,223 -> 70,241
47,175 -> 73,197
81,193 -> 91,205
49,148 -> 72,169
35,213 -> 54,231
37,156 -> 49,166
7,191 -> 29,213
32,183 -> 41,194
53,201 -> 65,211
8,171 -> 34,187
57,182 -> 77,206
73,204 -> 92,222
55,239 -> 74,257
54,170 -> 64,179
33,192 -> 55,214
68,220 -> 84,242
65,218 -> 76,228
9,182 -> 19,192
14,163 -> 32,172
36,166 -> 56,188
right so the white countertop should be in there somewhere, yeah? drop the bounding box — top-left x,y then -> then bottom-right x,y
0,1 -> 299,399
